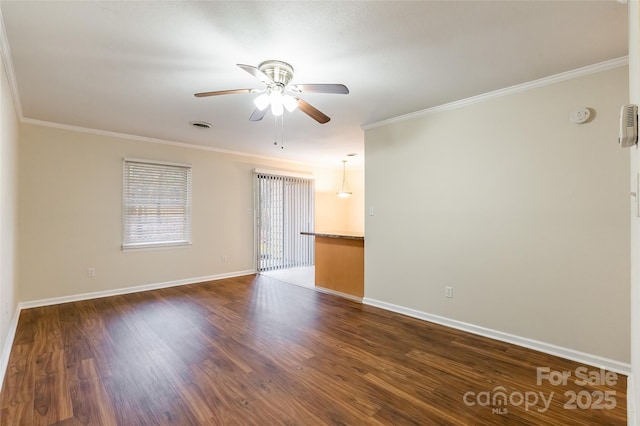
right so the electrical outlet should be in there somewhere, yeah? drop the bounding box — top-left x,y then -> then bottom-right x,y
88,268 -> 96,277
445,286 -> 453,298
221,255 -> 227,263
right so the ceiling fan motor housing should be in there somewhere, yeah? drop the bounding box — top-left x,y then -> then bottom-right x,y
259,60 -> 294,86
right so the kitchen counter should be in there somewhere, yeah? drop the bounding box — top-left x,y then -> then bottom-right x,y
300,231 -> 364,240
302,231 -> 364,299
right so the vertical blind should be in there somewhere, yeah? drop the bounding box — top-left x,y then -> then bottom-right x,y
122,159 -> 192,249
256,173 -> 314,272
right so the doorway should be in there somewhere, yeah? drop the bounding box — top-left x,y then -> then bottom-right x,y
254,171 -> 314,285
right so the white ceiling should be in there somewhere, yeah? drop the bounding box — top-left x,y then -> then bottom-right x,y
0,1 -> 628,167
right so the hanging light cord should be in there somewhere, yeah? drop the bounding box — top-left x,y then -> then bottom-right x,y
341,161 -> 347,191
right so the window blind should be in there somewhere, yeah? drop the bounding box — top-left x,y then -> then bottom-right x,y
122,159 -> 192,250
255,172 -> 314,271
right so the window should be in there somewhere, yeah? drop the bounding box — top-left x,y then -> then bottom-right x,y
122,158 -> 192,250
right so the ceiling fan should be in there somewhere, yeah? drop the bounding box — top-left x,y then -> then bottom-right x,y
194,60 -> 349,124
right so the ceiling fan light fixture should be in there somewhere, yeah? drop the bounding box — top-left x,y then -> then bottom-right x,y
283,95 -> 298,112
269,92 -> 284,117
253,93 -> 270,111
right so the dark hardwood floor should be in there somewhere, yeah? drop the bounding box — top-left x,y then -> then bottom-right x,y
0,274 -> 627,425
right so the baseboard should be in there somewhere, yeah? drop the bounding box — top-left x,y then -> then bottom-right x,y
19,270 -> 255,310
363,297 -> 631,375
629,375 -> 638,426
0,306 -> 22,393
314,286 -> 363,303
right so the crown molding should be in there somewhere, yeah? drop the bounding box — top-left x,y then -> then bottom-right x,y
0,6 -> 23,119
22,118 -> 367,170
362,56 -> 629,131
21,117 -> 325,167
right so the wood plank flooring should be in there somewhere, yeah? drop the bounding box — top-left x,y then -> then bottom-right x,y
0,274 -> 627,425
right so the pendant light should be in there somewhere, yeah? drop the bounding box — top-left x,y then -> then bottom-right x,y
337,160 -> 352,198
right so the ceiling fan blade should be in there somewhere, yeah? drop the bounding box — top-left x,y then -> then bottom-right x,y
290,84 -> 349,94
249,107 -> 267,121
297,98 -> 330,124
237,64 -> 273,85
194,89 -> 253,98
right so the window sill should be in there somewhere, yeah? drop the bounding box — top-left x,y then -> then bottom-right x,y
121,242 -> 192,253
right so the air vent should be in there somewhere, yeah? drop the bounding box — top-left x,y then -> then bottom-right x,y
190,121 -> 211,129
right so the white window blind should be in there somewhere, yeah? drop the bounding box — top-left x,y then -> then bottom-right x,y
255,172 -> 314,272
122,159 -> 192,250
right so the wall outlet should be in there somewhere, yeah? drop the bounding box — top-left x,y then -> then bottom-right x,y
88,268 -> 96,277
221,255 -> 227,263
445,286 -> 453,298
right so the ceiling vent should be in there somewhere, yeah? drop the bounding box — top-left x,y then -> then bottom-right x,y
190,121 -> 212,129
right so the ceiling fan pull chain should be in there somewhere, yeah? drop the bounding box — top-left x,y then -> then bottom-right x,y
272,114 -> 285,149
280,114 -> 285,150
273,114 -> 278,147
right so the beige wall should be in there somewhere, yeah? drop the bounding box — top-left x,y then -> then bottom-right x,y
17,124 -> 358,302
365,66 -> 630,363
629,0 -> 639,423
314,167 -> 349,232
0,53 -> 19,358
314,167 -> 364,234
346,169 -> 365,233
